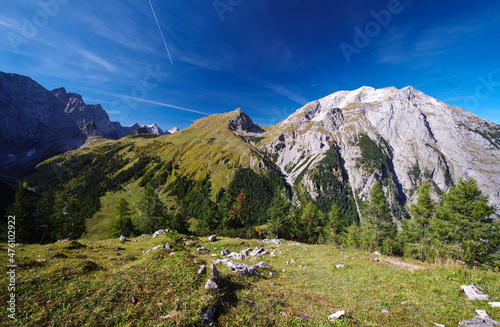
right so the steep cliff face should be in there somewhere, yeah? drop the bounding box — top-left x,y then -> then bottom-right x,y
262,86 -> 500,215
0,72 -> 171,177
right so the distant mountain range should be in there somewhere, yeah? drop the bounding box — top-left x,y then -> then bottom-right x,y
2,71 -> 499,218
0,72 -> 177,177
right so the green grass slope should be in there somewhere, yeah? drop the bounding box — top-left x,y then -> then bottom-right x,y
1,236 -> 498,326
27,109 -> 271,240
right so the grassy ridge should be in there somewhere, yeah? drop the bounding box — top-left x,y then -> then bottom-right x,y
1,236 -> 498,326
26,109 -> 271,240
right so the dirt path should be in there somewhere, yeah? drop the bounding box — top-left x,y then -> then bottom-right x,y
384,258 -> 426,270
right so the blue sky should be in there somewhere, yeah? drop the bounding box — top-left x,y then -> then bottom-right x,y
1,0 -> 500,130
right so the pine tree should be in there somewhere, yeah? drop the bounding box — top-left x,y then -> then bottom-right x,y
363,182 -> 394,252
326,203 -> 346,246
300,201 -> 323,243
223,192 -> 248,231
137,185 -> 168,234
195,198 -> 220,236
52,195 -> 67,240
287,204 -> 303,241
8,185 -> 36,243
344,222 -> 362,249
65,198 -> 87,239
267,189 -> 290,239
404,182 -> 436,261
170,212 -> 190,234
436,178 -> 498,266
108,198 -> 135,237
38,193 -> 56,243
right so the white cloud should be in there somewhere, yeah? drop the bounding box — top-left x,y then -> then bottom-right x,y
77,49 -> 120,73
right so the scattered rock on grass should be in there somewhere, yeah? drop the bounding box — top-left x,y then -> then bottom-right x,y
255,262 -> 270,269
489,302 -> 500,308
328,311 -> 345,321
208,235 -> 217,242
130,296 -> 138,304
212,264 -> 218,278
261,238 -> 282,245
202,309 -> 214,324
476,310 -> 489,318
461,284 -> 490,301
459,316 -> 500,326
205,277 -> 219,292
336,264 -> 345,269
119,235 -> 127,242
250,247 -> 268,257
198,265 -> 206,275
226,248 -> 251,260
152,229 -> 169,238
220,259 -> 260,276
143,244 -> 171,255
221,249 -> 230,256
374,251 -> 381,256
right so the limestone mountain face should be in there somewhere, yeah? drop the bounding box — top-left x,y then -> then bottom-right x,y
0,72 -> 170,177
262,86 -> 500,213
3,70 -> 498,216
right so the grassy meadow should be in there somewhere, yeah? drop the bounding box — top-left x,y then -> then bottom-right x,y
1,235 -> 499,326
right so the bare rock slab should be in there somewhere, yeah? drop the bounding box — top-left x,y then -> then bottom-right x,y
328,311 -> 345,321
250,247 -> 268,257
459,316 -> 500,326
220,258 -> 260,276
461,284 -> 490,301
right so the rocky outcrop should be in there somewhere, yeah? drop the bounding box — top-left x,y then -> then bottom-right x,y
262,86 -> 500,214
228,108 -> 264,134
461,284 -> 490,301
0,71 -> 171,177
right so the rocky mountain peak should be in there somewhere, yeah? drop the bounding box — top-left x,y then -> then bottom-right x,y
263,85 -> 500,214
0,71 -> 171,177
228,108 -> 264,134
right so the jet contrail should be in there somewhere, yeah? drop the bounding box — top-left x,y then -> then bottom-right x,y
148,0 -> 174,66
72,85 -> 210,116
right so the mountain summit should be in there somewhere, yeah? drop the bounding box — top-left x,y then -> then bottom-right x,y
261,85 -> 500,211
